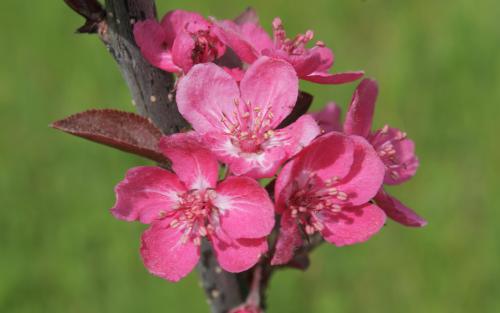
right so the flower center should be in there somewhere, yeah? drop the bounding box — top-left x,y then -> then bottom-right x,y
272,18 -> 322,56
165,189 -> 220,246
370,125 -> 408,180
221,99 -> 275,154
186,22 -> 224,64
287,173 -> 349,235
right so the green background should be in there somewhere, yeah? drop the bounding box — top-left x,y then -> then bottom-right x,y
1,0 -> 499,312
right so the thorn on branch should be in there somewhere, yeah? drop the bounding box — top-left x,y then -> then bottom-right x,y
64,0 -> 106,33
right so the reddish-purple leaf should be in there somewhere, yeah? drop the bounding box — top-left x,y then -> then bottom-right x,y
278,91 -> 313,129
51,109 -> 168,164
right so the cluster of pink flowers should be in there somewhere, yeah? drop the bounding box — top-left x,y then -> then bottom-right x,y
112,8 -> 426,283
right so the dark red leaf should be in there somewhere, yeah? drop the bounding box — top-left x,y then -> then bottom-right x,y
51,109 -> 168,164
64,0 -> 105,33
278,91 -> 314,128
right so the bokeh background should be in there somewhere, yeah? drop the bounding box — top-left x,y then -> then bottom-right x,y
1,0 -> 499,312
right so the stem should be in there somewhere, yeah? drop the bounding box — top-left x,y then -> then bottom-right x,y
65,1 -> 247,312
101,0 -> 187,134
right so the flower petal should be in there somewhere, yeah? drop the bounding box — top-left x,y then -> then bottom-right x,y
240,57 -> 299,128
274,159 -> 296,214
374,189 -> 427,227
290,132 -> 355,183
304,71 -> 364,85
310,102 -> 343,133
176,62 -> 240,134
274,114 -> 320,157
239,21 -> 273,52
214,176 -> 275,239
213,20 -> 260,63
159,132 -> 219,190
161,9 -> 207,44
321,203 -> 386,246
171,30 -> 196,73
337,135 -> 385,206
344,79 -> 378,138
111,166 -> 185,224
314,46 -> 334,72
271,213 -> 303,265
140,219 -> 200,282
262,48 -> 322,77
211,234 -> 268,273
133,20 -> 181,73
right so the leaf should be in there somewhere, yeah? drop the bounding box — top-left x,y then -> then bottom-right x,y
63,0 -> 105,33
51,109 -> 168,164
278,91 -> 314,129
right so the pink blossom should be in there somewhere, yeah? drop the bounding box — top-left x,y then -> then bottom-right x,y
111,132 -> 275,281
312,78 -> 427,227
271,132 -> 386,265
133,10 -> 226,74
176,56 -> 320,178
214,14 -> 363,84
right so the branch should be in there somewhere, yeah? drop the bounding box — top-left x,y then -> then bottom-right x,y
65,1 -> 247,312
101,0 -> 187,134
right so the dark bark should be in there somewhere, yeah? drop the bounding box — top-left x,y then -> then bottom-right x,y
100,0 -> 188,135
65,1 -> 247,312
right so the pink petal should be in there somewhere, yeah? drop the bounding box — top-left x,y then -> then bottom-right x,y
263,49 -> 322,77
213,20 -> 260,63
111,166 -> 185,224
161,10 -> 207,44
344,79 -> 378,138
176,62 -> 240,134
313,46 -> 334,72
140,219 -> 200,282
223,66 -> 245,82
239,21 -> 273,52
304,71 -> 364,85
271,213 -> 303,265
275,114 -> 320,157
374,189 -> 427,227
214,176 -> 275,239
133,20 -> 181,73
240,57 -> 299,128
274,159 -> 296,214
290,132 -> 355,183
321,203 -> 386,246
337,135 -> 385,206
171,30 -> 196,73
204,131 -> 287,179
158,132 -> 219,190
310,102 -> 343,133
211,234 -> 268,273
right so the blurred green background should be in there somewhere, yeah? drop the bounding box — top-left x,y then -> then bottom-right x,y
1,0 -> 499,312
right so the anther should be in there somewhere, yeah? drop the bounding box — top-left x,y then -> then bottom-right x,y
337,191 -> 348,201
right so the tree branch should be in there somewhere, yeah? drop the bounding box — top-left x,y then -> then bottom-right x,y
100,0 -> 187,135
65,1 -> 247,312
